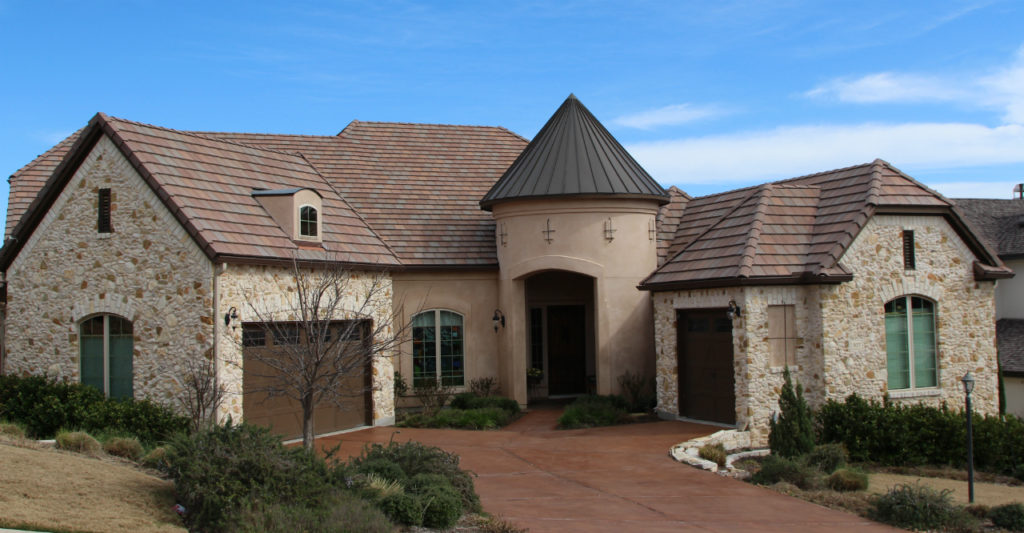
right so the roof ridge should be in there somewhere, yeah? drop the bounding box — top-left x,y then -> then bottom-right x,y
739,184 -> 772,278
688,160 -> 879,202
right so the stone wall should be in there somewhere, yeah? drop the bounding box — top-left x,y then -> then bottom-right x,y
5,135 -> 215,407
652,214 -> 1000,445
215,264 -> 396,425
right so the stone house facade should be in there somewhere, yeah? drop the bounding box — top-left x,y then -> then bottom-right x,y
1,95 -> 1010,442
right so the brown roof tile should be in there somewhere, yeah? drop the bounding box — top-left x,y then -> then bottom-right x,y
5,130 -> 82,239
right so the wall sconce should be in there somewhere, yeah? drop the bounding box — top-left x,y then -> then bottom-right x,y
492,309 -> 506,332
727,300 -> 742,320
224,306 -> 239,330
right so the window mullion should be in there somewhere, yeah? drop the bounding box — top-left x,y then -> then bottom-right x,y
905,297 -> 915,389
102,315 -> 110,396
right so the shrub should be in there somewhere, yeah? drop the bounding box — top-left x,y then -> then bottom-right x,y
55,430 -> 102,456
826,468 -> 868,492
698,443 -> 728,467
380,492 -> 422,526
163,422 -> 333,532
407,473 -> 463,529
617,370 -> 656,413
350,441 -> 480,513
769,367 -> 815,458
0,421 -> 26,439
355,458 -> 408,483
869,483 -> 976,531
557,395 -> 629,429
141,446 -> 169,469
750,455 -> 820,490
805,443 -> 848,474
990,503 -> 1024,531
364,473 -> 405,500
450,393 -> 520,414
965,504 -> 991,518
102,436 -> 144,460
469,377 -> 500,397
231,490 -> 395,533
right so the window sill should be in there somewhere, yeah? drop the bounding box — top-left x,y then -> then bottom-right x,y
888,388 -> 941,399
769,365 -> 801,374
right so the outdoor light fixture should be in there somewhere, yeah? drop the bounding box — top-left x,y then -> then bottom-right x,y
962,371 -> 976,503
224,307 -> 239,330
492,309 -> 506,332
727,300 -> 742,320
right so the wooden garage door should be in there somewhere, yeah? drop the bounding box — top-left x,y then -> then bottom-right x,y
677,310 -> 736,425
242,321 -> 372,440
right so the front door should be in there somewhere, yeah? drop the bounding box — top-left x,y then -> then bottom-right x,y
677,310 -> 736,424
547,305 -> 586,395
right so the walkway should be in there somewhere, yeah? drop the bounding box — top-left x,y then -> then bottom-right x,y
318,406 -> 899,532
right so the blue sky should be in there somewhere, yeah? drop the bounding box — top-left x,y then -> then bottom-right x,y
2,0 -> 1023,226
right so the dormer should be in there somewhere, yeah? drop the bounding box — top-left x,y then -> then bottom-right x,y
251,187 -> 323,243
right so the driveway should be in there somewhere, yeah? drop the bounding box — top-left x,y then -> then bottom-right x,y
319,406 -> 898,532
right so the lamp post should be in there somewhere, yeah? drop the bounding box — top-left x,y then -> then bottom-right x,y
962,372 -> 975,504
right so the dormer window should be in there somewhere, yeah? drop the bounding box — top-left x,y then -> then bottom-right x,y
299,205 -> 318,238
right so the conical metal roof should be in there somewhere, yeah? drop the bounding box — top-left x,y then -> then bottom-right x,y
480,94 -> 668,210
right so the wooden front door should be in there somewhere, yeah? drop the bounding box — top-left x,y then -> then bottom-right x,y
547,305 -> 586,395
677,310 -> 736,425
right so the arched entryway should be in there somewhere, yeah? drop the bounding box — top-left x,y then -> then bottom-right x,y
524,271 -> 596,399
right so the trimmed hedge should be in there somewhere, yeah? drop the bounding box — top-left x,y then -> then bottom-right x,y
450,392 -> 521,414
816,394 -> 1024,475
557,395 -> 630,429
0,374 -> 188,444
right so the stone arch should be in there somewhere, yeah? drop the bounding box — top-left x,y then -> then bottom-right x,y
72,297 -> 136,323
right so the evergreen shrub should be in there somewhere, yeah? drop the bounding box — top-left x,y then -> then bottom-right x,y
768,367 -> 815,458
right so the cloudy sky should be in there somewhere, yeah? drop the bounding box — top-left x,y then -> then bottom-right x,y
1,0 -> 1022,221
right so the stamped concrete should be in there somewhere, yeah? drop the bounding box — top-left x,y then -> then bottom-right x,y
318,406 -> 899,532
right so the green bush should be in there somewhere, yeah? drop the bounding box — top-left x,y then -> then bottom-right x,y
869,483 -> 977,531
698,443 -> 728,467
102,436 -> 144,460
354,458 -> 408,483
990,503 -> 1024,531
380,492 -> 422,526
769,367 -> 815,458
805,443 -> 848,474
55,430 -> 102,455
407,473 -> 462,529
450,393 -> 521,414
230,490 -> 396,533
141,446 -> 169,469
349,441 -> 480,513
468,377 -> 500,397
163,422 -> 334,532
0,374 -> 188,444
825,468 -> 868,492
750,455 -> 820,490
557,395 -> 629,429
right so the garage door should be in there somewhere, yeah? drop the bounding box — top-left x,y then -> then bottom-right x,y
677,309 -> 736,425
242,321 -> 372,439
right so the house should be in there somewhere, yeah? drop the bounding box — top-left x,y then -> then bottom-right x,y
955,197 -> 1024,417
0,95 -> 1010,442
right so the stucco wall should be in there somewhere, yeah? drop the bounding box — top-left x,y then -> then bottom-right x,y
215,264 -> 396,425
652,214 -> 1000,444
1006,376 -> 1024,418
5,135 -> 215,407
996,258 -> 1024,320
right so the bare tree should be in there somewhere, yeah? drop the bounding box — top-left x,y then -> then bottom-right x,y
240,259 -> 405,451
179,355 -> 227,432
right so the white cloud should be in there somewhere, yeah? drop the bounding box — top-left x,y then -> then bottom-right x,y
627,122 -> 1024,184
805,72 -> 966,103
979,46 -> 1024,124
612,103 -> 725,129
930,180 -> 1023,199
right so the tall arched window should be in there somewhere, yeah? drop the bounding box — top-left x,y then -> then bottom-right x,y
885,296 -> 937,390
80,315 -> 134,399
411,310 -> 464,387
299,205 -> 318,238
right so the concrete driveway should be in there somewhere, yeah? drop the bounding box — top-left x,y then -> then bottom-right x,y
319,406 -> 898,532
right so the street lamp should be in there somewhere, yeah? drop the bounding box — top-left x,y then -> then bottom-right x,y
962,371 -> 976,504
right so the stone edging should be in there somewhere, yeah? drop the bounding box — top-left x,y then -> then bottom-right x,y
670,429 -> 769,477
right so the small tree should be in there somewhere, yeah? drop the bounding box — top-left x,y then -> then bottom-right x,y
178,355 -> 226,432
769,366 -> 815,458
241,259 -> 406,451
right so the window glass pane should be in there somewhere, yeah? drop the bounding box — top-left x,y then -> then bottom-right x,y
885,303 -> 910,389
687,318 -> 709,332
412,312 -> 436,387
440,311 -> 464,387
912,299 -> 937,387
242,326 -> 266,347
80,317 -> 105,392
300,206 -> 318,237
108,324 -> 134,399
274,325 -> 300,345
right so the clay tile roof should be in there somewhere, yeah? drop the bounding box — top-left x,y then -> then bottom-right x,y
6,130 -> 82,239
656,186 -> 691,267
953,198 -> 1024,258
480,94 -> 668,210
641,160 -> 1006,290
998,319 -> 1024,374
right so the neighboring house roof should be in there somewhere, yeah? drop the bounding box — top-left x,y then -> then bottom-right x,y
5,129 -> 82,240
953,198 -> 1024,259
998,319 -> 1024,375
640,160 -> 1012,291
480,94 -> 668,210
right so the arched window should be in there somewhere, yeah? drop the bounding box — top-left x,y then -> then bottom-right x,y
411,310 -> 464,387
885,296 -> 937,390
80,315 -> 134,399
299,205 -> 318,238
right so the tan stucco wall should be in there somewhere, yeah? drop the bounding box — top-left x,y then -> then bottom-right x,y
492,197 -> 661,404
4,135 -> 215,407
1006,376 -> 1024,418
215,264 -> 396,425
653,214 -> 1000,445
391,270 -> 501,396
996,258 -> 1024,320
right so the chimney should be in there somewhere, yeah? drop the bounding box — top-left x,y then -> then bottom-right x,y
1015,183 -> 1024,199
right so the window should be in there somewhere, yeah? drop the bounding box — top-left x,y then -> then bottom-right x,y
242,325 -> 266,347
903,230 -> 915,270
885,296 -> 937,390
412,310 -> 464,387
299,205 -> 318,238
80,315 -> 133,398
768,305 -> 797,367
98,188 -> 112,233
